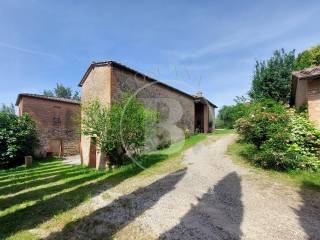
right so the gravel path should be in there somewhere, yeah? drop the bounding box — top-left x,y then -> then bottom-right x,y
46,134 -> 320,240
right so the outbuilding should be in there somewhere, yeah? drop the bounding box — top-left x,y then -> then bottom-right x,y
292,66 -> 320,128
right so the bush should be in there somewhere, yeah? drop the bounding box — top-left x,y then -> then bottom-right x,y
217,98 -> 250,129
82,93 -> 159,166
0,112 -> 38,168
236,99 -> 290,148
236,99 -> 320,171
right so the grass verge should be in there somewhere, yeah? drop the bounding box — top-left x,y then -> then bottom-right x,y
211,128 -> 235,135
0,133 -> 210,240
227,141 -> 320,191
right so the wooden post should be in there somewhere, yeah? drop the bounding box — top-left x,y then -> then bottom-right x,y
25,156 -> 33,167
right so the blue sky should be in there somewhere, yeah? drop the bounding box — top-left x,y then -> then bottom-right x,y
0,0 -> 319,109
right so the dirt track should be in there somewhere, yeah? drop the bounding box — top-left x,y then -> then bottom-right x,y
45,134 -> 320,240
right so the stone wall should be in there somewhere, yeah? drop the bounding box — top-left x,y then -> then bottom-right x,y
18,96 -> 80,157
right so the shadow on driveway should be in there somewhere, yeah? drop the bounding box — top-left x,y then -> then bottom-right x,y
296,182 -> 320,239
46,168 -> 187,239
160,172 -> 243,240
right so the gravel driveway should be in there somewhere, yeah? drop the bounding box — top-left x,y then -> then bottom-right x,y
46,134 -> 320,240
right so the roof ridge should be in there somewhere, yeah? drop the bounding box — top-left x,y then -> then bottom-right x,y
16,93 -> 80,106
79,60 -> 217,108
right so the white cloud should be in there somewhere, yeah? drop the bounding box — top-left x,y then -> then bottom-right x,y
0,41 -> 62,61
169,7 -> 319,61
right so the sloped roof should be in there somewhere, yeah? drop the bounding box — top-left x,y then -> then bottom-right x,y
15,93 -> 80,106
292,66 -> 320,80
79,60 -> 217,108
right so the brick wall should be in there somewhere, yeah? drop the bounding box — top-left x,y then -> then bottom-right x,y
80,63 -> 214,168
80,65 -> 112,167
307,79 -> 320,128
19,96 -> 80,157
295,78 -> 308,108
111,67 -> 195,140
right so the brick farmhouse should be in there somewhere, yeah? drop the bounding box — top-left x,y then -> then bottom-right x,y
292,66 -> 320,127
16,61 -> 217,168
16,94 -> 80,157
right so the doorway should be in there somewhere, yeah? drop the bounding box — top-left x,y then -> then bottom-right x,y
89,137 -> 97,168
47,139 -> 63,157
195,103 -> 204,133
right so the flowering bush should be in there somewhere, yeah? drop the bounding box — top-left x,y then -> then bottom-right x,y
236,99 -> 320,171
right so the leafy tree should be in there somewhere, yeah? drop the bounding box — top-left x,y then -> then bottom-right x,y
0,103 -> 15,114
294,45 -> 320,70
217,97 -> 250,129
0,112 -> 38,168
249,49 -> 295,103
82,93 -> 159,165
43,83 -> 80,100
72,91 -> 81,101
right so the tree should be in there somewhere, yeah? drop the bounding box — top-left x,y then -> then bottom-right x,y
43,83 -> 80,100
217,100 -> 250,129
0,103 -> 15,114
82,93 -> 159,165
0,112 -> 38,168
294,45 -> 320,70
249,49 -> 295,103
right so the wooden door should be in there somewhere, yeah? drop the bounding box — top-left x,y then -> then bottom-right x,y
48,139 -> 62,157
89,138 -> 96,168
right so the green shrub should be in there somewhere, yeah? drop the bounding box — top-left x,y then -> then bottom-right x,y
236,99 -> 290,148
0,112 -> 38,168
294,44 -> 320,70
82,93 -> 159,166
217,98 -> 250,129
236,99 -> 320,171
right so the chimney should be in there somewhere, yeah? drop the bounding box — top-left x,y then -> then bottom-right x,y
195,91 -> 203,97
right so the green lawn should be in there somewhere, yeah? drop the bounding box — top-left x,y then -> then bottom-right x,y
0,133 -> 210,240
211,128 -> 235,136
228,142 -> 320,191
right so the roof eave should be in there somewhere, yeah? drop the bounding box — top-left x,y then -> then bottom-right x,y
16,93 -> 81,106
78,60 -> 218,107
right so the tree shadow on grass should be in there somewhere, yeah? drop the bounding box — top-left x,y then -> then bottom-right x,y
295,182 -> 320,239
0,168 -> 92,196
0,171 -> 106,211
45,168 -> 187,240
0,165 -> 76,187
0,153 -> 169,239
160,172 -> 243,240
0,167 -> 88,195
0,159 -> 62,178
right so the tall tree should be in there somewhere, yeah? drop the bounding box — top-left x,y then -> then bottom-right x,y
0,103 -> 15,114
294,45 -> 320,70
43,83 -> 80,100
249,49 -> 295,103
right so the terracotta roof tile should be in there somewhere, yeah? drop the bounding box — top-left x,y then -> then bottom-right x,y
79,60 -> 217,108
292,66 -> 320,80
15,93 -> 80,106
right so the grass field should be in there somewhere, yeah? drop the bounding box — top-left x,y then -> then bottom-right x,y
228,141 -> 320,191
0,133 -> 211,240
